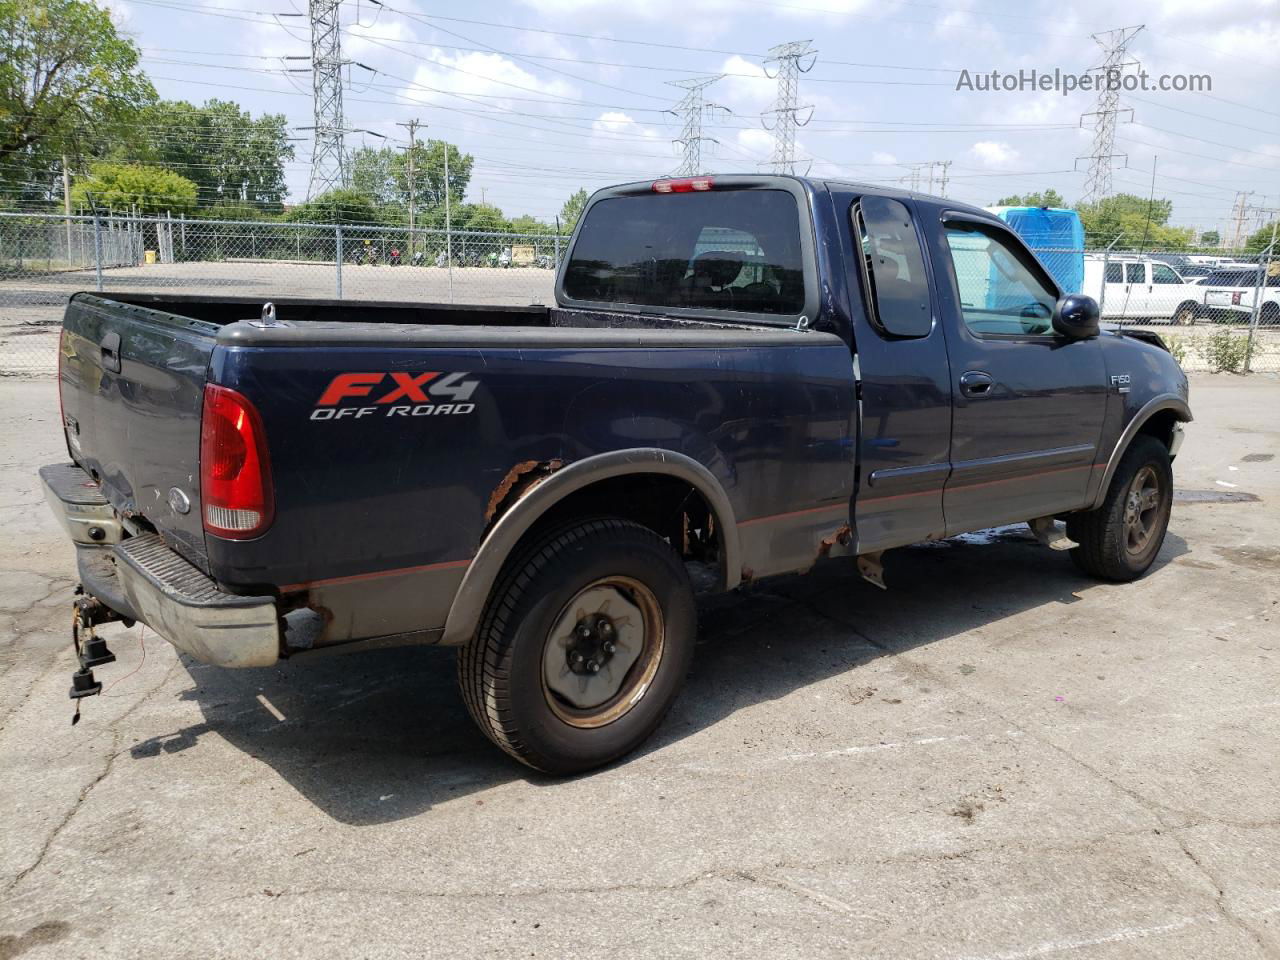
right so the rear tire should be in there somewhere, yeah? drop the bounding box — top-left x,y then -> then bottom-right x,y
1066,435 -> 1173,582
458,518 -> 697,775
1172,301 -> 1199,326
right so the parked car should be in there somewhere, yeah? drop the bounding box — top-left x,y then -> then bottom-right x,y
1199,266 -> 1280,324
1083,255 -> 1201,324
44,175 -> 1191,774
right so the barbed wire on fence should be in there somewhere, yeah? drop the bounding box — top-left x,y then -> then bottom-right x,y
1,211 -> 1276,376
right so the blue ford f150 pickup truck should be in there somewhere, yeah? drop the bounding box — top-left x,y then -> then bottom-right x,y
43,175 -> 1190,773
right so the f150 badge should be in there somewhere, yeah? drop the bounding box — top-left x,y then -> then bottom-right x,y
310,372 -> 478,420
1110,373 -> 1131,394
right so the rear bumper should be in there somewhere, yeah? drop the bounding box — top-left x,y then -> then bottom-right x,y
43,464 -> 280,668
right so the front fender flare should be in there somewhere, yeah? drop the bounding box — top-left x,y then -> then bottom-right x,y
441,448 -> 740,645
1090,394 -> 1192,510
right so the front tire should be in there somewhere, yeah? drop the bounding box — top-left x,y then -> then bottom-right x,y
1066,435 -> 1173,581
458,518 -> 697,774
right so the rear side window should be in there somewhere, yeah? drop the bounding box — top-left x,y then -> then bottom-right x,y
1105,263 -> 1123,283
853,196 -> 932,338
562,189 -> 805,316
1125,262 -> 1146,284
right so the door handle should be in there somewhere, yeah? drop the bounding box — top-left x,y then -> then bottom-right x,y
100,331 -> 121,374
959,370 -> 994,398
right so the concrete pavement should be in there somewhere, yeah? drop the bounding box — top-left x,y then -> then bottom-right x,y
1,374 -> 1277,959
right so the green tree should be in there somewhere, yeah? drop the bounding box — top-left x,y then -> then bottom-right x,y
70,161 -> 196,213
0,0 -> 155,204
350,146 -> 400,207
116,99 -> 292,210
283,187 -> 380,224
1245,221 -> 1278,254
994,189 -> 1065,208
1198,230 -> 1220,247
391,139 -> 472,212
509,214 -> 553,235
1075,193 -> 1191,248
459,202 -> 508,233
560,188 -> 589,230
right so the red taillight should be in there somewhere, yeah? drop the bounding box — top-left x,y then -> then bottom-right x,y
652,177 -> 714,194
200,384 -> 273,539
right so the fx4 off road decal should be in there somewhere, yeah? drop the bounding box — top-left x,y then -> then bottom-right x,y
310,372 -> 478,420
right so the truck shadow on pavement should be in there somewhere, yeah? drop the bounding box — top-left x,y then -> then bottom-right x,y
133,527 -> 1188,825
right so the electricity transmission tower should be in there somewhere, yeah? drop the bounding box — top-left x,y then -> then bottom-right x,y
667,76 -> 727,177
762,40 -> 817,175
305,0 -> 347,199
1229,191 -> 1256,249
1078,24 -> 1144,205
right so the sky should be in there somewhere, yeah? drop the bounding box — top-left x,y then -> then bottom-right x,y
104,0 -> 1279,237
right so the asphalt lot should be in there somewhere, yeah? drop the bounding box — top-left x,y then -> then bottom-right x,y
1,374 -> 1278,959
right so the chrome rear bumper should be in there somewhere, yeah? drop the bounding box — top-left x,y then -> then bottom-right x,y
43,463 -> 280,668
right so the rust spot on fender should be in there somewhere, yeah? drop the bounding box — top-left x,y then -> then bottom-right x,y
816,524 -> 852,561
740,565 -> 754,582
485,459 -> 564,523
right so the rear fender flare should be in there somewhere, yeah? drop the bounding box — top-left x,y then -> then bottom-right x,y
441,448 -> 740,645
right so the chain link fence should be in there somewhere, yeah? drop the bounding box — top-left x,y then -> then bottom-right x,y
3,211 -> 1277,376
0,212 -> 566,376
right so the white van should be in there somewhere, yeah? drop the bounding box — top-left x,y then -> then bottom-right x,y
1083,255 -> 1202,324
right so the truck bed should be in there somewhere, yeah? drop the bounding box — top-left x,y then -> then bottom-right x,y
58,290 -> 854,650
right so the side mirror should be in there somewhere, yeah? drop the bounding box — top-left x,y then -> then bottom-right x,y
1052,294 -> 1100,340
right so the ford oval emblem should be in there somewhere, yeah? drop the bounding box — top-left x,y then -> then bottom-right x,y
167,487 -> 191,515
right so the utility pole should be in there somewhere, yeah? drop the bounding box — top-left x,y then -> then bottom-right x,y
1078,24 -> 1144,205
667,76 -> 727,177
897,164 -> 924,191
62,154 -> 73,261
396,118 -> 421,257
897,161 -> 949,196
762,41 -> 817,175
444,142 -> 453,303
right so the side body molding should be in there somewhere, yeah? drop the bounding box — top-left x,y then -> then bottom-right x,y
1091,394 -> 1192,510
441,448 -> 741,645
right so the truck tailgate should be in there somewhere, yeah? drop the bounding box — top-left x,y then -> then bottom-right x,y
59,293 -> 220,570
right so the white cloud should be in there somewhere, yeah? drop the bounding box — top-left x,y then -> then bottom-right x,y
344,18 -> 417,60
403,50 -> 578,107
969,141 -> 1021,169
871,150 -> 898,165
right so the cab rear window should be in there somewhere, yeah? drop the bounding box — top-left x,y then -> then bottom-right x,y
562,189 -> 806,316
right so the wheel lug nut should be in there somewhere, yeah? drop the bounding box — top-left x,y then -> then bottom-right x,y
599,621 -> 614,636
577,625 -> 592,640
587,660 -> 600,673
572,652 -> 584,664
603,640 -> 615,653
